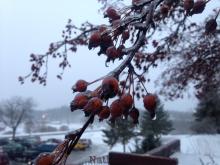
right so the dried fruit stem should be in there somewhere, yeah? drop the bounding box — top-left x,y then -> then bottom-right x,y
66,114 -> 95,156
53,114 -> 95,165
215,9 -> 220,20
88,76 -> 106,85
131,73 -> 136,106
53,1 -> 162,164
108,0 -> 159,78
122,72 -> 130,94
130,63 -> 149,95
129,73 -> 132,94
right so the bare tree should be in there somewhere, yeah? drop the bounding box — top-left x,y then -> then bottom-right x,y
0,96 -> 36,139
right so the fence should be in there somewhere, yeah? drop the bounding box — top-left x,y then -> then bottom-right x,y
74,139 -> 180,165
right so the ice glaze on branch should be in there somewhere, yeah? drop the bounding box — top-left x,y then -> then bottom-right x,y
25,1 -> 220,165
108,0 -> 160,78
19,22 -> 98,85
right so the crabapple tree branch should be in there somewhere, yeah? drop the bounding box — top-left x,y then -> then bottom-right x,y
22,0 -> 220,165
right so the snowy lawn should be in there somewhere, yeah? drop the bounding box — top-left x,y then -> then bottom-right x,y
167,135 -> 220,165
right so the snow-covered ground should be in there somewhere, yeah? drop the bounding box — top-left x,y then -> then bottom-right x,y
162,135 -> 220,156
1,122 -> 220,165
172,153 -> 220,165
167,135 -> 220,165
0,122 -> 104,138
73,133 -> 220,165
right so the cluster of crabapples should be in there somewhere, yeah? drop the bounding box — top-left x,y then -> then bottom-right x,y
88,0 -> 218,64
183,0 -> 218,34
87,1 -> 169,63
88,6 -> 130,63
70,76 -> 157,124
87,0 -> 174,62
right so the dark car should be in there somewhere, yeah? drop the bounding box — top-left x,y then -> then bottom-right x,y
2,141 -> 25,160
36,142 -> 58,152
25,136 -> 41,145
0,138 -> 9,146
22,142 -> 59,162
23,149 -> 40,162
14,137 -> 32,148
14,136 -> 41,148
0,147 -> 10,165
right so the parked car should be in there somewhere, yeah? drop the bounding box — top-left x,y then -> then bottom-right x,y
14,136 -> 41,148
74,139 -> 92,150
74,141 -> 87,150
0,138 -> 9,146
22,149 -> 40,162
26,136 -> 41,145
36,142 -> 58,153
2,140 -> 25,160
80,139 -> 92,148
0,147 -> 9,165
14,137 -> 33,149
22,142 -> 59,162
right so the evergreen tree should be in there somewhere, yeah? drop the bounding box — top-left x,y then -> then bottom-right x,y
137,100 -> 173,153
193,88 -> 220,133
103,118 -> 136,152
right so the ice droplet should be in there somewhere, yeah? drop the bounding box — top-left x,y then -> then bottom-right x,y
152,114 -> 157,120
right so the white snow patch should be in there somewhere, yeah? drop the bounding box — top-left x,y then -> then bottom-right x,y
172,153 -> 220,165
163,134 -> 220,156
165,135 -> 220,165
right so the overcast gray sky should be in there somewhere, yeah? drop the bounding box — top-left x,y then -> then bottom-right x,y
0,0 -> 218,111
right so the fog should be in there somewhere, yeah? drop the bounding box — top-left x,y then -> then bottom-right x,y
1,0 -> 218,111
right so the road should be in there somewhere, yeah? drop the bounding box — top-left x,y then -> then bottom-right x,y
10,143 -> 108,165
66,143 -> 108,165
